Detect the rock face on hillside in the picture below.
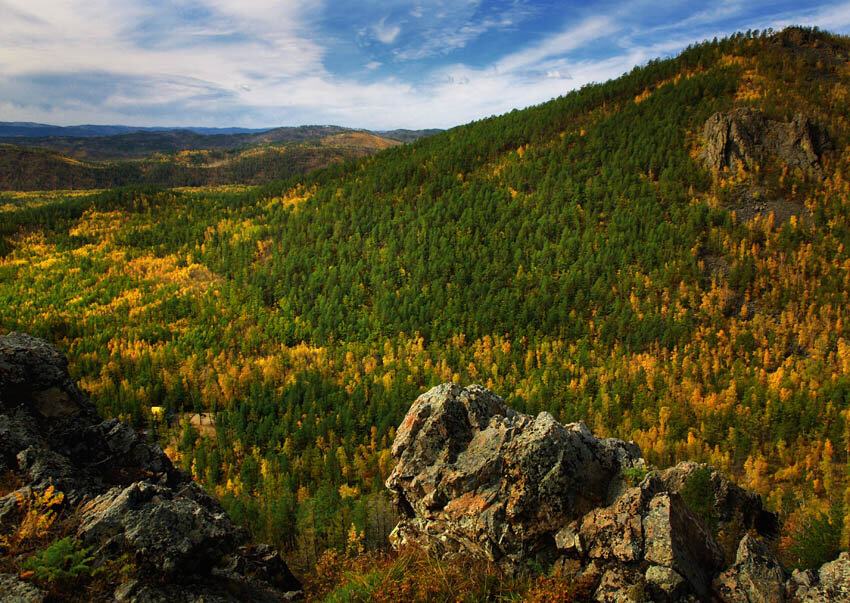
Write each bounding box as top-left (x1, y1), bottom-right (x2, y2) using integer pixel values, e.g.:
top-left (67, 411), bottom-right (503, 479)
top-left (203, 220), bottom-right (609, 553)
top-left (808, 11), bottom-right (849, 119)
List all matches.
top-left (387, 383), bottom-right (849, 602)
top-left (0, 333), bottom-right (301, 601)
top-left (702, 107), bottom-right (830, 174)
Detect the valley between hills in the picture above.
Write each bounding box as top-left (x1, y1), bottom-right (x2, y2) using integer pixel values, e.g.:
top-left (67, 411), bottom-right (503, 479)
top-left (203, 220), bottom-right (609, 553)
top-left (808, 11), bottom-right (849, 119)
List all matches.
top-left (3, 25), bottom-right (850, 601)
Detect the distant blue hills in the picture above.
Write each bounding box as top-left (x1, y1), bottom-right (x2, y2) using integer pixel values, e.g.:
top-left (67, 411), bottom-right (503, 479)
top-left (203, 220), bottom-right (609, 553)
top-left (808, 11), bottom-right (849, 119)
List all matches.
top-left (0, 122), bottom-right (273, 137)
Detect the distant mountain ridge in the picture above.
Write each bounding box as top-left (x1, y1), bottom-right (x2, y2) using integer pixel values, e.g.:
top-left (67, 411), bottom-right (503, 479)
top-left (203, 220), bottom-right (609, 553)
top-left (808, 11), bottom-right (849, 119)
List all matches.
top-left (0, 124), bottom-right (442, 189)
top-left (0, 121), bottom-right (271, 137)
top-left (377, 128), bottom-right (445, 143)
top-left (0, 121), bottom-right (444, 148)
top-left (1, 125), bottom-right (361, 161)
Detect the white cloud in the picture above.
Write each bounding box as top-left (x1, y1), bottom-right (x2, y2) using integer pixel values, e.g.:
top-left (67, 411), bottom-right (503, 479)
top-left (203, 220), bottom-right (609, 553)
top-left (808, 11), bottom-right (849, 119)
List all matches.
top-left (388, 0), bottom-right (534, 60)
top-left (767, 1), bottom-right (850, 30)
top-left (0, 0), bottom-right (324, 83)
top-left (373, 18), bottom-right (401, 44)
top-left (3, 1), bottom-right (850, 130)
top-left (494, 15), bottom-right (616, 74)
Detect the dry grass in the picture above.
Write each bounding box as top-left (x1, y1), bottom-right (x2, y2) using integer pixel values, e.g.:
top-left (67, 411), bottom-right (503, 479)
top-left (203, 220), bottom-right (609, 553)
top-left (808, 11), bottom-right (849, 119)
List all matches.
top-left (304, 546), bottom-right (597, 602)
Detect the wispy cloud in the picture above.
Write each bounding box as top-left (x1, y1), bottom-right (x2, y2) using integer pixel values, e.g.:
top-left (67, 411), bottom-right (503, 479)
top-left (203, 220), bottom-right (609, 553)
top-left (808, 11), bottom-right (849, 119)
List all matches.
top-left (494, 15), bottom-right (616, 74)
top-left (1, 1), bottom-right (850, 129)
top-left (390, 0), bottom-right (537, 60)
top-left (373, 18), bottom-right (402, 44)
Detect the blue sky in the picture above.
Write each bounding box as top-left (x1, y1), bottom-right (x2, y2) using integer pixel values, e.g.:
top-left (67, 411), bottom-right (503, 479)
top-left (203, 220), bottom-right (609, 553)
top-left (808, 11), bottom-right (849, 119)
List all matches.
top-left (2, 0), bottom-right (850, 130)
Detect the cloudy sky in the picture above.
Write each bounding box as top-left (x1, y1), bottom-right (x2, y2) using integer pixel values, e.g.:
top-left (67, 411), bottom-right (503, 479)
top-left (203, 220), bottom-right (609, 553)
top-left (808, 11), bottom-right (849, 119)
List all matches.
top-left (2, 0), bottom-right (850, 130)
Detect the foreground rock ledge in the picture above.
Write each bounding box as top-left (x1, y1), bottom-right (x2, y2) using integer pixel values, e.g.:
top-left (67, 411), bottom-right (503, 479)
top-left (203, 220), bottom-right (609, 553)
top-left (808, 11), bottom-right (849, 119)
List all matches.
top-left (386, 383), bottom-right (848, 602)
top-left (0, 333), bottom-right (301, 602)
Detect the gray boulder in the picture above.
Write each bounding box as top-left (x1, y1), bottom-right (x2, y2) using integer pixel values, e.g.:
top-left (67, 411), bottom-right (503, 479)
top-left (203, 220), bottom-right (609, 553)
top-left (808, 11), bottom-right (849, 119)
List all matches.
top-left (659, 461), bottom-right (779, 537)
top-left (386, 383), bottom-right (644, 566)
top-left (0, 572), bottom-right (46, 602)
top-left (642, 492), bottom-right (724, 597)
top-left (77, 481), bottom-right (242, 576)
top-left (387, 383), bottom-right (802, 601)
top-left (714, 534), bottom-right (786, 602)
top-left (792, 552), bottom-right (850, 602)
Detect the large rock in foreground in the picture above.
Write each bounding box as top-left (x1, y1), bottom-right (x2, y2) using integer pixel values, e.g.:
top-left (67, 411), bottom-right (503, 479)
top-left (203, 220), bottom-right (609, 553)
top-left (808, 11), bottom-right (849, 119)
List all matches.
top-left (0, 333), bottom-right (301, 601)
top-left (386, 383), bottom-right (644, 565)
top-left (386, 383), bottom-right (847, 602)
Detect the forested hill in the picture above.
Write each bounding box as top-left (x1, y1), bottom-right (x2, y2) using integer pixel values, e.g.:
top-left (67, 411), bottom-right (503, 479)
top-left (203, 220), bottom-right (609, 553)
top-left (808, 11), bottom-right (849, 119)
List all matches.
top-left (3, 25), bottom-right (850, 596)
top-left (0, 125), bottom-right (442, 190)
top-left (1, 125), bottom-right (368, 161)
top-left (0, 130), bottom-right (403, 190)
top-left (0, 122), bottom-right (269, 137)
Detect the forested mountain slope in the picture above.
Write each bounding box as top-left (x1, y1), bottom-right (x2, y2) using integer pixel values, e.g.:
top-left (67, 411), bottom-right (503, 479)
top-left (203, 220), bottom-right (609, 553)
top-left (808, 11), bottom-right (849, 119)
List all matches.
top-left (2, 26), bottom-right (850, 592)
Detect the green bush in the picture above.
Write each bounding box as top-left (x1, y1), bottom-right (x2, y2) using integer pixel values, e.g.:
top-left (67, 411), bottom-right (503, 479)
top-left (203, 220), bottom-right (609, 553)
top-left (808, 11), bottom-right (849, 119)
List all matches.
top-left (788, 503), bottom-right (842, 570)
top-left (680, 466), bottom-right (717, 533)
top-left (621, 467), bottom-right (649, 487)
top-left (23, 537), bottom-right (94, 585)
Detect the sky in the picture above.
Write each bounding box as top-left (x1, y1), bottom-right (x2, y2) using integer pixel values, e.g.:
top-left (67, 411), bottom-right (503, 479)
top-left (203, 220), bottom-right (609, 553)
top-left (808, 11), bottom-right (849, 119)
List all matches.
top-left (2, 1), bottom-right (850, 130)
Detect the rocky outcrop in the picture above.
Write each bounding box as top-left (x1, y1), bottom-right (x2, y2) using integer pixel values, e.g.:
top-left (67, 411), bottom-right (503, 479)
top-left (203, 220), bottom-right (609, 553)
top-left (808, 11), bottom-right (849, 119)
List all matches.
top-left (659, 461), bottom-right (780, 537)
top-left (387, 383), bottom-right (848, 602)
top-left (0, 333), bottom-right (301, 601)
top-left (789, 552), bottom-right (850, 602)
top-left (702, 107), bottom-right (829, 174)
top-left (714, 534), bottom-right (786, 602)
top-left (386, 383), bottom-right (644, 566)
top-left (0, 572), bottom-right (46, 602)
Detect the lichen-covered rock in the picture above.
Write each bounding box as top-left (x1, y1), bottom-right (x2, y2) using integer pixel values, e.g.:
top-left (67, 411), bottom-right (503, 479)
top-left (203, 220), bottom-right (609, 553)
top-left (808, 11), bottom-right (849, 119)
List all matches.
top-left (221, 544), bottom-right (301, 592)
top-left (642, 492), bottom-right (724, 598)
top-left (386, 383), bottom-right (644, 566)
top-left (0, 572), bottom-right (46, 602)
top-left (78, 481), bottom-right (242, 575)
top-left (0, 332), bottom-right (183, 501)
top-left (0, 333), bottom-right (302, 600)
top-left (713, 534), bottom-right (786, 602)
top-left (702, 108), bottom-right (829, 174)
top-left (659, 461), bottom-right (779, 537)
top-left (0, 332), bottom-right (90, 414)
top-left (16, 445), bottom-right (77, 491)
top-left (577, 475), bottom-right (662, 562)
top-left (645, 565), bottom-right (687, 601)
top-left (386, 383), bottom-right (820, 600)
top-left (593, 566), bottom-right (646, 603)
top-left (792, 552), bottom-right (850, 602)
top-left (114, 577), bottom-right (301, 603)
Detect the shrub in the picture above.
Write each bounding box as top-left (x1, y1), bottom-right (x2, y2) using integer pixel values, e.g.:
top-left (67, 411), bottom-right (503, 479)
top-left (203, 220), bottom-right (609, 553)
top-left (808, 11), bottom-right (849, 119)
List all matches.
top-left (680, 466), bottom-right (717, 533)
top-left (22, 537), bottom-right (94, 585)
top-left (621, 466), bottom-right (649, 487)
top-left (0, 485), bottom-right (65, 551)
top-left (783, 503), bottom-right (842, 570)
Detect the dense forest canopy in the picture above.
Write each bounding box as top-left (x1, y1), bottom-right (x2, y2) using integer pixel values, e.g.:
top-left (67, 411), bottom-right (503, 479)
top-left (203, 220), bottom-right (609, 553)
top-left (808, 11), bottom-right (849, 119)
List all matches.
top-left (3, 27), bottom-right (850, 579)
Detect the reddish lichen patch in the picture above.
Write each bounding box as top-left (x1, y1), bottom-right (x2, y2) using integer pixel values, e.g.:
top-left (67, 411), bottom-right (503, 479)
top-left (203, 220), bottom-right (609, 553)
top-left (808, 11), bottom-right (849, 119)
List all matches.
top-left (444, 491), bottom-right (492, 519)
